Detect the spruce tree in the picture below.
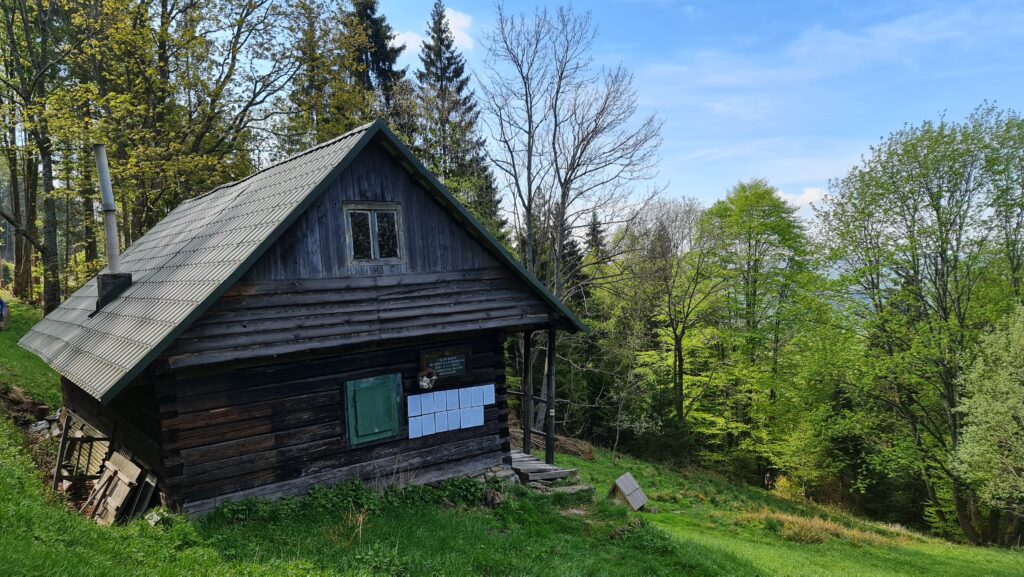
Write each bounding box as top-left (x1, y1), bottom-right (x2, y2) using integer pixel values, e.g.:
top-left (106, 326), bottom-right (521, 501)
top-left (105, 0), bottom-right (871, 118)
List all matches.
top-left (416, 0), bottom-right (476, 181)
top-left (415, 1), bottom-right (505, 240)
top-left (278, 0), bottom-right (375, 153)
top-left (585, 209), bottom-right (606, 260)
top-left (350, 0), bottom-right (406, 110)
top-left (460, 152), bottom-right (508, 242)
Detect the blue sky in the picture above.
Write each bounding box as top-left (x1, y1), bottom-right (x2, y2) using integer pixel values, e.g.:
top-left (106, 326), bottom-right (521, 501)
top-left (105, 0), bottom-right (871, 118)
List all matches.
top-left (381, 0), bottom-right (1024, 213)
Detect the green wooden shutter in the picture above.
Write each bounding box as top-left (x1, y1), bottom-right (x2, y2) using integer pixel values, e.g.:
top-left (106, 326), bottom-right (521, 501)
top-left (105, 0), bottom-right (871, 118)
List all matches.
top-left (346, 373), bottom-right (402, 446)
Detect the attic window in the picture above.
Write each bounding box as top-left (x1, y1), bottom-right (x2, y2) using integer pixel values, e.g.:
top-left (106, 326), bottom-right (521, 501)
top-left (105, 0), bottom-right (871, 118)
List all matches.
top-left (345, 204), bottom-right (402, 262)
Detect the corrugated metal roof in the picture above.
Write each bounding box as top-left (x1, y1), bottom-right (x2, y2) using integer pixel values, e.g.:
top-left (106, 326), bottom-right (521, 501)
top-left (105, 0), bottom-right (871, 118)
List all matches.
top-left (20, 123), bottom-right (375, 402)
top-left (20, 119), bottom-right (588, 405)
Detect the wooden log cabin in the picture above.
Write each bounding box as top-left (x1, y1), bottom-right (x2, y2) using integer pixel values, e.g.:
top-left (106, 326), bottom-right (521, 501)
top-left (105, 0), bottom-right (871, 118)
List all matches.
top-left (20, 120), bottom-right (586, 516)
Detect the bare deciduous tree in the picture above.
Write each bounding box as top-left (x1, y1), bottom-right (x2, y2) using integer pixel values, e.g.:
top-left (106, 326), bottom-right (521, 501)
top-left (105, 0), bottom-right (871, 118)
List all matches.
top-left (480, 3), bottom-right (662, 299)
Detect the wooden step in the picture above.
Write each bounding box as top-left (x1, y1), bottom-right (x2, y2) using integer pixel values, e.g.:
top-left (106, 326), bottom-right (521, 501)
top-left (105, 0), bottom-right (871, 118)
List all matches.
top-left (512, 463), bottom-right (561, 471)
top-left (548, 484), bottom-right (593, 496)
top-left (509, 451), bottom-right (578, 483)
top-left (518, 468), bottom-right (578, 482)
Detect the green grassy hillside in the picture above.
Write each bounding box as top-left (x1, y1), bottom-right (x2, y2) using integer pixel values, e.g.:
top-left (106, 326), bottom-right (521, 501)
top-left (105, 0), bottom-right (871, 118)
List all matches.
top-left (1, 292), bottom-right (1021, 576)
top-left (0, 293), bottom-right (60, 408)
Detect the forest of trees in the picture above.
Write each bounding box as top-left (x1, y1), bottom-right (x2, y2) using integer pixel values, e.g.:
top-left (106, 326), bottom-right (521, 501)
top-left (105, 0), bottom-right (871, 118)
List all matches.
top-left (0, 1), bottom-right (1021, 546)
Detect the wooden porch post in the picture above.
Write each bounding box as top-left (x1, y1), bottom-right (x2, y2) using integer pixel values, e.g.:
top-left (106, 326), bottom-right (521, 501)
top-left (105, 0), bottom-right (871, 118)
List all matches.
top-left (522, 330), bottom-right (533, 455)
top-left (545, 325), bottom-right (556, 465)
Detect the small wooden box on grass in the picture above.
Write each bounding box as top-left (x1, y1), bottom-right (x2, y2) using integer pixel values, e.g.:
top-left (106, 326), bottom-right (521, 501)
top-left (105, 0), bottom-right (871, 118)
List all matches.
top-left (609, 472), bottom-right (648, 511)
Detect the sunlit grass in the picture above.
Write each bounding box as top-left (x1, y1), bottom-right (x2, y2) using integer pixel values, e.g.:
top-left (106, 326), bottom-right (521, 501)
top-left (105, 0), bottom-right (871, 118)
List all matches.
top-left (0, 290), bottom-right (60, 409)
top-left (561, 449), bottom-right (1023, 576)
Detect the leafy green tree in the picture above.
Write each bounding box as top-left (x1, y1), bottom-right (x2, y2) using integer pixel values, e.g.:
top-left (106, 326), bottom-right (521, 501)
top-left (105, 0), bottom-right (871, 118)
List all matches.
top-left (277, 0), bottom-right (374, 153)
top-left (820, 108), bottom-right (1016, 544)
top-left (696, 180), bottom-right (810, 480)
top-left (985, 107), bottom-right (1024, 302)
top-left (642, 199), bottom-right (729, 423)
top-left (707, 179), bottom-right (806, 365)
top-left (957, 306), bottom-right (1024, 533)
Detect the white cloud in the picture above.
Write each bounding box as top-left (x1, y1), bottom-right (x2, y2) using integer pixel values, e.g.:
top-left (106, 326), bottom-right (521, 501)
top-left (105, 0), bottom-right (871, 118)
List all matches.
top-left (639, 7), bottom-right (1024, 119)
top-left (637, 5), bottom-right (1024, 207)
top-left (669, 137), bottom-right (785, 164)
top-left (394, 30), bottom-right (424, 52)
top-left (779, 186), bottom-right (825, 209)
top-left (445, 8), bottom-right (474, 51)
top-left (394, 8), bottom-right (473, 58)
top-left (776, 186), bottom-right (827, 221)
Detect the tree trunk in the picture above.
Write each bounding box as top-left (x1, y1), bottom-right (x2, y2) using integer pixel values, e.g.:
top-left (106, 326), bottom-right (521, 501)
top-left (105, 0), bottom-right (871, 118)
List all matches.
top-left (674, 332), bottom-right (685, 421)
top-left (38, 130), bottom-right (61, 312)
top-left (17, 154), bottom-right (38, 300)
top-left (5, 142), bottom-right (27, 298)
top-left (952, 480), bottom-right (983, 544)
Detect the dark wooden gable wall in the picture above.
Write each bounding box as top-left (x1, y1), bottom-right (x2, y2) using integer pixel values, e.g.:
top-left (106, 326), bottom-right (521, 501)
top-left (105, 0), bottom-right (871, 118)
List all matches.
top-left (159, 141), bottom-right (553, 370)
top-left (244, 141), bottom-right (499, 280)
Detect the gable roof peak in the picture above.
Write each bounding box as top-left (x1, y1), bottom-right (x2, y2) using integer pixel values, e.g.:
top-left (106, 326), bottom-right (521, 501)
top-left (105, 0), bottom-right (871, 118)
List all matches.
top-left (19, 119), bottom-right (585, 405)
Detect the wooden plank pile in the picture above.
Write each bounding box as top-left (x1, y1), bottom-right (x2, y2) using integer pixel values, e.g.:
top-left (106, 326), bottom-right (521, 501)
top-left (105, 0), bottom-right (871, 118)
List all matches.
top-left (52, 411), bottom-right (109, 492)
top-left (80, 448), bottom-right (158, 525)
top-left (53, 412), bottom-right (158, 525)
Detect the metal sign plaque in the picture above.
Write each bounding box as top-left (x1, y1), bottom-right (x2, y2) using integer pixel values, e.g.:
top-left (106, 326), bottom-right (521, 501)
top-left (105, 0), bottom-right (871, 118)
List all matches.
top-left (421, 346), bottom-right (470, 379)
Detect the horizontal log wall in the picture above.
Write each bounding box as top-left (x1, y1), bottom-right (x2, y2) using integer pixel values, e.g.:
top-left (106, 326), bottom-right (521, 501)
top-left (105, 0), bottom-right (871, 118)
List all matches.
top-left (162, 268), bottom-right (548, 370)
top-left (156, 333), bottom-right (510, 509)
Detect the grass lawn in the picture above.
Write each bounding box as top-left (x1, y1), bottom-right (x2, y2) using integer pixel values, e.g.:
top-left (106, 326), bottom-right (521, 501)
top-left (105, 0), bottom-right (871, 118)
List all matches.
top-left (561, 451), bottom-right (1023, 577)
top-left (0, 289), bottom-right (61, 408)
top-left (1, 294), bottom-right (1022, 576)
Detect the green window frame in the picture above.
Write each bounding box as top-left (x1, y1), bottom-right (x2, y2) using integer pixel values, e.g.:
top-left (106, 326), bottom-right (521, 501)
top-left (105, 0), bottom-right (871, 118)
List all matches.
top-left (345, 373), bottom-right (402, 447)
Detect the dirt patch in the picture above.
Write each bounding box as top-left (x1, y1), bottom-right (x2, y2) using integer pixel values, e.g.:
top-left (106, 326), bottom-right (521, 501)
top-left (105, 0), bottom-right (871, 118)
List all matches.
top-left (0, 385), bottom-right (62, 490)
top-left (0, 385), bottom-right (51, 426)
top-left (508, 424), bottom-right (595, 460)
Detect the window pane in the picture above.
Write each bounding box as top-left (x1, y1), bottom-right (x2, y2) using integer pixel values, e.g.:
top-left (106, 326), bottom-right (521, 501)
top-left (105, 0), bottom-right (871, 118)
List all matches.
top-left (350, 211), bottom-right (372, 260)
top-left (376, 211), bottom-right (399, 259)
